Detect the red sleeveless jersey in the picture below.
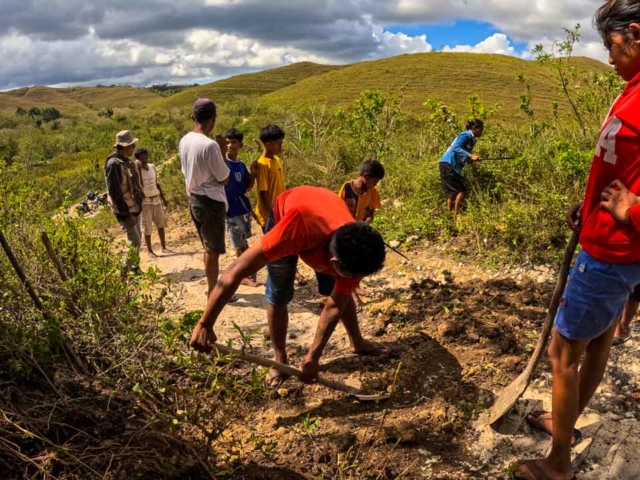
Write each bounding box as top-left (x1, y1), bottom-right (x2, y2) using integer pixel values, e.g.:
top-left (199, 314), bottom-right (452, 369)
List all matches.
top-left (580, 72), bottom-right (640, 263)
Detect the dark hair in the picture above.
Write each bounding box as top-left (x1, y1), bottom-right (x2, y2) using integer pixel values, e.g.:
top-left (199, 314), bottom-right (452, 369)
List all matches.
top-left (360, 159), bottom-right (385, 179)
top-left (224, 128), bottom-right (244, 143)
top-left (134, 148), bottom-right (148, 159)
top-left (330, 222), bottom-right (386, 277)
top-left (192, 99), bottom-right (217, 124)
top-left (595, 0), bottom-right (640, 44)
top-left (259, 124), bottom-right (285, 144)
top-left (466, 119), bottom-right (484, 130)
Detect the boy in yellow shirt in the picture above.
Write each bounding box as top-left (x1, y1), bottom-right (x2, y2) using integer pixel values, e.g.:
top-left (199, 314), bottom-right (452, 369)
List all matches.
top-left (254, 125), bottom-right (286, 230)
top-left (338, 159), bottom-right (385, 307)
top-left (338, 160), bottom-right (385, 223)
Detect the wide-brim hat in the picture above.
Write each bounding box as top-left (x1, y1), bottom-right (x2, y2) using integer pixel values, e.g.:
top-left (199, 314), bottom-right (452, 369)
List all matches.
top-left (114, 130), bottom-right (139, 148)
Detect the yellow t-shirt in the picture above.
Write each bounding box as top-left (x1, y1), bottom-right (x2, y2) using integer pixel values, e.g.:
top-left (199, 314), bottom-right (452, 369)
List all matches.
top-left (337, 181), bottom-right (382, 222)
top-left (254, 155), bottom-right (285, 227)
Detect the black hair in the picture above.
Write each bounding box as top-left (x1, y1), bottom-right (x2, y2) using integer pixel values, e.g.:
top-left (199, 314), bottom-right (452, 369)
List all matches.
top-left (466, 119), bottom-right (484, 131)
top-left (595, 0), bottom-right (640, 44)
top-left (259, 124), bottom-right (285, 144)
top-left (224, 128), bottom-right (244, 143)
top-left (330, 222), bottom-right (386, 277)
top-left (193, 103), bottom-right (217, 124)
top-left (360, 159), bottom-right (385, 179)
top-left (134, 148), bottom-right (148, 159)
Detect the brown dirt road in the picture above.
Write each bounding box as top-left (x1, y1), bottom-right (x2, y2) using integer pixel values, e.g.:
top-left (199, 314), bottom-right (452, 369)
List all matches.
top-left (136, 212), bottom-right (640, 479)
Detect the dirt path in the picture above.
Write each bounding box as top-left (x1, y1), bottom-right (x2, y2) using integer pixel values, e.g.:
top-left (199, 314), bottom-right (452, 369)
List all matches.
top-left (138, 212), bottom-right (640, 479)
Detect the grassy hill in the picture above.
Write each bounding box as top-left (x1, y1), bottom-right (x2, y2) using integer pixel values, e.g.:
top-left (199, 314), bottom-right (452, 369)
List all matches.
top-left (153, 62), bottom-right (345, 109)
top-left (0, 86), bottom-right (162, 116)
top-left (263, 53), bottom-right (611, 120)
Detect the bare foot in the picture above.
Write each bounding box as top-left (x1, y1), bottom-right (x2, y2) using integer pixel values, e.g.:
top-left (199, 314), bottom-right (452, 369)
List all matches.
top-left (241, 277), bottom-right (261, 287)
top-left (161, 248), bottom-right (173, 254)
top-left (295, 271), bottom-right (307, 286)
top-left (148, 251), bottom-right (158, 258)
top-left (352, 339), bottom-right (394, 357)
top-left (514, 459), bottom-right (575, 480)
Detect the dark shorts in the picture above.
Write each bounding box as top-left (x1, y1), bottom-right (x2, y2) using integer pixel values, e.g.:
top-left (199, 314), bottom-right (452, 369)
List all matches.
top-left (631, 285), bottom-right (640, 302)
top-left (263, 213), bottom-right (335, 306)
top-left (440, 162), bottom-right (466, 199)
top-left (189, 194), bottom-right (226, 254)
top-left (554, 250), bottom-right (640, 341)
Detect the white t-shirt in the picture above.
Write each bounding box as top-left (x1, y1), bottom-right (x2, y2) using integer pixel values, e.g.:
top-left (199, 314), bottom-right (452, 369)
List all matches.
top-left (179, 132), bottom-right (230, 208)
top-left (136, 162), bottom-right (161, 203)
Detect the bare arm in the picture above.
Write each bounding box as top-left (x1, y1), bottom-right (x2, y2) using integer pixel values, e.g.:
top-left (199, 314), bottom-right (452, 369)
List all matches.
top-left (190, 242), bottom-right (268, 352)
top-left (300, 293), bottom-right (350, 382)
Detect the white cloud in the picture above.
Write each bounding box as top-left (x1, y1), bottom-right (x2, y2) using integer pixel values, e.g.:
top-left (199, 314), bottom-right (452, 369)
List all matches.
top-left (442, 33), bottom-right (517, 56)
top-left (0, 0), bottom-right (612, 89)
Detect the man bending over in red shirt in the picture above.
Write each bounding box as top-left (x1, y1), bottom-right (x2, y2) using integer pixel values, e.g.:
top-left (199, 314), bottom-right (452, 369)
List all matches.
top-left (190, 186), bottom-right (388, 387)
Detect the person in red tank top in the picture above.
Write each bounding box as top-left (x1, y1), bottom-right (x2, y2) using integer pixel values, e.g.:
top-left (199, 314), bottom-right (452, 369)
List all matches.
top-left (516, 3), bottom-right (640, 479)
top-left (188, 186), bottom-right (389, 386)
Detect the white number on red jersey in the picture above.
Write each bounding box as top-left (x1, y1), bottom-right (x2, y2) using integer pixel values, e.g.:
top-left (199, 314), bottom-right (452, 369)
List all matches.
top-left (596, 116), bottom-right (623, 165)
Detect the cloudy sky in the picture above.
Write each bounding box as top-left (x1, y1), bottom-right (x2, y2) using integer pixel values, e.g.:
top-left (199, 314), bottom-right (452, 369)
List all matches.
top-left (1, 0), bottom-right (611, 90)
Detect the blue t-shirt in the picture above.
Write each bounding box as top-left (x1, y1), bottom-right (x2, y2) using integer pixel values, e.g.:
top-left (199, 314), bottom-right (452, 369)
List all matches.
top-left (225, 159), bottom-right (252, 217)
top-left (439, 130), bottom-right (476, 176)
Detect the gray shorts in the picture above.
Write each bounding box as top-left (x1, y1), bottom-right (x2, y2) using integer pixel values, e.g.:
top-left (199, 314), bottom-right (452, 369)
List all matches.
top-left (226, 214), bottom-right (252, 251)
top-left (189, 194), bottom-right (226, 254)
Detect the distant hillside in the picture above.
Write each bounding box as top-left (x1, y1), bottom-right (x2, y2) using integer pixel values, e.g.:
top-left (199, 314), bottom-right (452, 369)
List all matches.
top-left (0, 86), bottom-right (162, 116)
top-left (263, 53), bottom-right (611, 120)
top-left (153, 62), bottom-right (346, 109)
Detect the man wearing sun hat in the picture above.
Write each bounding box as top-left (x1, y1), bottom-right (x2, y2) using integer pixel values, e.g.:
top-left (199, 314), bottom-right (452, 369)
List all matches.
top-left (105, 130), bottom-right (145, 273)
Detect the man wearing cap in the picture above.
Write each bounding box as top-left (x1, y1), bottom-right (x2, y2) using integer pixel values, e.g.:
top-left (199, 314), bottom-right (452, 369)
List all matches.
top-left (105, 130), bottom-right (145, 273)
top-left (179, 99), bottom-right (231, 296)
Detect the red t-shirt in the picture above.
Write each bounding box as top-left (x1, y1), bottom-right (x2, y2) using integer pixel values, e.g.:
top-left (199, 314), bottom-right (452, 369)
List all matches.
top-left (580, 72), bottom-right (640, 263)
top-left (261, 186), bottom-right (360, 295)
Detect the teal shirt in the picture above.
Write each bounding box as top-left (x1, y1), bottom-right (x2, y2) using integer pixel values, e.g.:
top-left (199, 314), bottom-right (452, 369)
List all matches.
top-left (439, 130), bottom-right (476, 176)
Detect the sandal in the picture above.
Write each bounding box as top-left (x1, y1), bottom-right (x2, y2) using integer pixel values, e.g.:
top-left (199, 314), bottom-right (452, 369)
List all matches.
top-left (264, 370), bottom-right (290, 389)
top-left (526, 411), bottom-right (582, 447)
top-left (512, 460), bottom-right (577, 480)
top-left (612, 334), bottom-right (631, 346)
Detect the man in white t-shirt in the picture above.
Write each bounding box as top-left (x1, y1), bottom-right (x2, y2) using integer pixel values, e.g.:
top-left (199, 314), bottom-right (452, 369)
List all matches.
top-left (134, 148), bottom-right (171, 257)
top-left (179, 98), bottom-right (230, 296)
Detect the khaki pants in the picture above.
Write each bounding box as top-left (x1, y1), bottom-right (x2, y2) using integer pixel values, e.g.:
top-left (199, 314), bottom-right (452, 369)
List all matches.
top-left (141, 201), bottom-right (167, 236)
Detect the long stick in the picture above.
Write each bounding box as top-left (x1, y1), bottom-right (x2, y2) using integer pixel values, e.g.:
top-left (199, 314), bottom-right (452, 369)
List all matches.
top-left (0, 229), bottom-right (45, 311)
top-left (213, 343), bottom-right (388, 401)
top-left (488, 230), bottom-right (578, 424)
top-left (384, 241), bottom-right (411, 262)
top-left (1, 228), bottom-right (89, 376)
top-left (41, 231), bottom-right (68, 282)
top-left (481, 157), bottom-right (516, 162)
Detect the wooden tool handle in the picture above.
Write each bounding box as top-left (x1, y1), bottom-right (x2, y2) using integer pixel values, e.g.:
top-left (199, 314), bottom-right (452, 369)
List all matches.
top-left (213, 343), bottom-right (363, 395)
top-left (524, 230), bottom-right (579, 376)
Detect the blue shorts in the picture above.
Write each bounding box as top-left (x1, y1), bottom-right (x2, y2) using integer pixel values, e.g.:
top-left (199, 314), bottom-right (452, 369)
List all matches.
top-left (554, 250), bottom-right (640, 341)
top-left (226, 214), bottom-right (252, 250)
top-left (263, 213), bottom-right (335, 306)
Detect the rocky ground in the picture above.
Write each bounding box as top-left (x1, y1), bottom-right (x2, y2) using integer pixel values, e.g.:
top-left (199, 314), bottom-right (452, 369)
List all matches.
top-left (133, 212), bottom-right (640, 479)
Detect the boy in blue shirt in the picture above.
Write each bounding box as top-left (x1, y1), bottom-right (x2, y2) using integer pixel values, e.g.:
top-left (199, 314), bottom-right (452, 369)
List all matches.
top-left (439, 119), bottom-right (484, 215)
top-left (224, 128), bottom-right (259, 287)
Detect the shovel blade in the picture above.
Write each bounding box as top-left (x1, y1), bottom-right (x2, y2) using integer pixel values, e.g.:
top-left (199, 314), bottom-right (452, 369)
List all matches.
top-left (352, 393), bottom-right (390, 402)
top-left (488, 371), bottom-right (530, 425)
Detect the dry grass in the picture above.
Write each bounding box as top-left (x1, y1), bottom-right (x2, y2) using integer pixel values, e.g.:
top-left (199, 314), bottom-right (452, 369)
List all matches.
top-left (153, 61), bottom-right (345, 109)
top-left (263, 53), bottom-right (611, 121)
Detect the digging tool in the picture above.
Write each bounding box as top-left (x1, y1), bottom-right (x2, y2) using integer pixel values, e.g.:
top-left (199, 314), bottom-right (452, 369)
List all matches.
top-left (384, 241), bottom-right (411, 262)
top-left (212, 343), bottom-right (389, 402)
top-left (488, 230), bottom-right (579, 425)
top-left (481, 157), bottom-right (517, 162)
